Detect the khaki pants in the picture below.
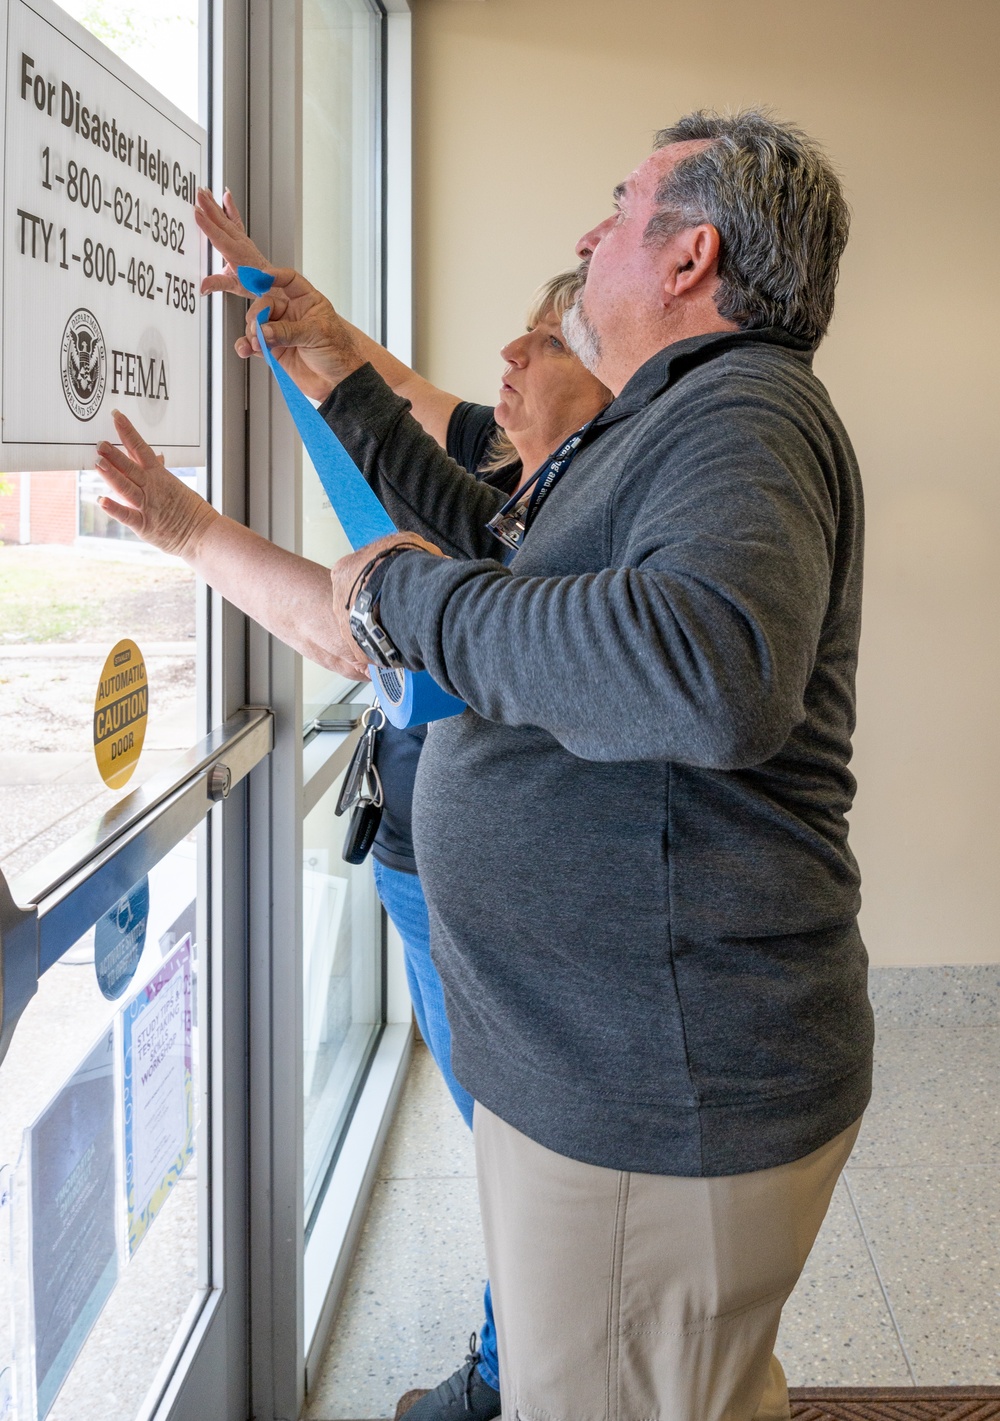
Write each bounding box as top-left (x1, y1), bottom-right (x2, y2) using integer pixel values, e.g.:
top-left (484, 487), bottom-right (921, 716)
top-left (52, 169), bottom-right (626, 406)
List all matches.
top-left (474, 1106), bottom-right (861, 1421)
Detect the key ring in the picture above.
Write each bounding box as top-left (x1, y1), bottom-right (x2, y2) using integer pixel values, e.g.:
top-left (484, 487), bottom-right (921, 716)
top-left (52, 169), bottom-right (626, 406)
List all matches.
top-left (361, 704), bottom-right (386, 732)
top-left (357, 703), bottom-right (385, 807)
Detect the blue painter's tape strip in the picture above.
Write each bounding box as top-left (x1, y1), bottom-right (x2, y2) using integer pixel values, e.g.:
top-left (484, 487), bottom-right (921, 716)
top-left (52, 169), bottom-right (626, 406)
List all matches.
top-left (238, 266), bottom-right (465, 728)
top-left (238, 265), bottom-right (396, 548)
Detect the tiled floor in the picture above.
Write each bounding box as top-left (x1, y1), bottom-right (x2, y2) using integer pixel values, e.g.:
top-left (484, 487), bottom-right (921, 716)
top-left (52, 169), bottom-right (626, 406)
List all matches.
top-left (307, 993), bottom-right (1000, 1419)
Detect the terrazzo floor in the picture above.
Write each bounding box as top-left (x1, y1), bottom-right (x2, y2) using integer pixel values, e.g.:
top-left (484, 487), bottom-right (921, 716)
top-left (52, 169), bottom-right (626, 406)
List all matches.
top-left (306, 992), bottom-right (1000, 1419)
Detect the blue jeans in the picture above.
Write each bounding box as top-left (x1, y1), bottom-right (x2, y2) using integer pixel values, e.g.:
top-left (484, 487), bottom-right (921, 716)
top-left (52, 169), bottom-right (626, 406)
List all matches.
top-left (373, 860), bottom-right (500, 1393)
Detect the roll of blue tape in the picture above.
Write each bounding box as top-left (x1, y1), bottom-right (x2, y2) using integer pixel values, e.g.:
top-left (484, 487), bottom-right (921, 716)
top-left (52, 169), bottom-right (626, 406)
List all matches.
top-left (238, 265), bottom-right (465, 729)
top-left (370, 663), bottom-right (470, 726)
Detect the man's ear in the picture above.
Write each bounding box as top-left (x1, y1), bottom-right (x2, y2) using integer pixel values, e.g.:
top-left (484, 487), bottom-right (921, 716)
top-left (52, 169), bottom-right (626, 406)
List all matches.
top-left (662, 223), bottom-right (721, 300)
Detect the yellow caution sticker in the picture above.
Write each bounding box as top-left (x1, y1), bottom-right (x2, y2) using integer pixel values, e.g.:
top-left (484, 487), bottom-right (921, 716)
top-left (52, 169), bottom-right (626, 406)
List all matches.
top-left (94, 639), bottom-right (149, 790)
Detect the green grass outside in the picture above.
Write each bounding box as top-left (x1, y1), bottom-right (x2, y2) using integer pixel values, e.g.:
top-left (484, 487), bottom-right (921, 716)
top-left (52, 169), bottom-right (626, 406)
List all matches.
top-left (0, 546), bottom-right (195, 644)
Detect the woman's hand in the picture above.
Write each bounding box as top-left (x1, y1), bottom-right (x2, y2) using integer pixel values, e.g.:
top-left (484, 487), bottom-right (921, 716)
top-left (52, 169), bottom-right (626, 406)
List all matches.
top-left (95, 410), bottom-right (219, 559)
top-left (195, 186), bottom-right (267, 303)
top-left (194, 187), bottom-right (363, 402)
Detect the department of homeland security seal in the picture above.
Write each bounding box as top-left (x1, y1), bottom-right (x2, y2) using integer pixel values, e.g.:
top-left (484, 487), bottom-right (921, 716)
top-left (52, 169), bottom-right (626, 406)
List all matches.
top-left (60, 308), bottom-right (107, 421)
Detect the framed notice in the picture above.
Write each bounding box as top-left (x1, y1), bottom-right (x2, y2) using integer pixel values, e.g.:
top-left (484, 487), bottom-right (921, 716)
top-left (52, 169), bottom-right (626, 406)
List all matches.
top-left (0, 0), bottom-right (206, 467)
top-left (122, 935), bottom-right (193, 1257)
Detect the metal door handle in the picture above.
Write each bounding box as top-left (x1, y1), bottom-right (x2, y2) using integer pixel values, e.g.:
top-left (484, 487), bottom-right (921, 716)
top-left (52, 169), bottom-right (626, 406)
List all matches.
top-left (0, 706), bottom-right (273, 1068)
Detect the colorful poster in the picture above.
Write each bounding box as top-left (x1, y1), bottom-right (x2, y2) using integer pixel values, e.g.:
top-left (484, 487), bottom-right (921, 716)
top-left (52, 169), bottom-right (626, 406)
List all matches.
top-left (26, 1029), bottom-right (117, 1420)
top-left (122, 936), bottom-right (193, 1256)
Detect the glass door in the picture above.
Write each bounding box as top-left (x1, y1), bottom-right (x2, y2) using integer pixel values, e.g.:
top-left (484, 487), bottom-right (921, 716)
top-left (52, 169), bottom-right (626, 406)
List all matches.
top-left (3, 0), bottom-right (416, 1414)
top-left (0, 0), bottom-right (261, 1414)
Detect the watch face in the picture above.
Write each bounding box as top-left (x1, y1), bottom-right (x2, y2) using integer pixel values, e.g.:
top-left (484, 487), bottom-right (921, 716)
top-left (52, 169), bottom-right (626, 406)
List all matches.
top-left (349, 607), bottom-right (383, 666)
top-left (349, 589), bottom-right (402, 669)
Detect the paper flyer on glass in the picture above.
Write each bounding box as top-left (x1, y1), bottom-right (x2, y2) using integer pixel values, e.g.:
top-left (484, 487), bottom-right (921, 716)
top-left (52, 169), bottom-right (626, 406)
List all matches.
top-left (121, 934), bottom-right (193, 1257)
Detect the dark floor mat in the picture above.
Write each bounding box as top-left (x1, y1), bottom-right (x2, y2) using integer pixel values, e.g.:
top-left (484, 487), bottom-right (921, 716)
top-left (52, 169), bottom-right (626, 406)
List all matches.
top-left (790, 1387), bottom-right (1000, 1420)
top-left (331, 1386), bottom-right (1000, 1421)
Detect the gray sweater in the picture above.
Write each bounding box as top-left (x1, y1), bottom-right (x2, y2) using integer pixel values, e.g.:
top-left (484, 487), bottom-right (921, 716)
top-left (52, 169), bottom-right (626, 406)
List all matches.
top-left (322, 327), bottom-right (874, 1177)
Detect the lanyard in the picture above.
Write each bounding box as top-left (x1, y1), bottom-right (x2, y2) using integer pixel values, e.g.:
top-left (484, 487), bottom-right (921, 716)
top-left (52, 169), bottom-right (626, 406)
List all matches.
top-left (486, 421), bottom-right (593, 554)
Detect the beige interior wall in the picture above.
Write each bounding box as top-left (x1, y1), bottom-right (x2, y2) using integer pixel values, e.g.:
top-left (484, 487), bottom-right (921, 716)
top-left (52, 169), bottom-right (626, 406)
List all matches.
top-left (410, 0), bottom-right (1000, 967)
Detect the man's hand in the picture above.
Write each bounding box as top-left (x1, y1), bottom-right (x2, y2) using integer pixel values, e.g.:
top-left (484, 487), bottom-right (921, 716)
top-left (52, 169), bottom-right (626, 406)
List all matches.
top-left (194, 187), bottom-right (363, 402)
top-left (329, 533), bottom-right (447, 681)
top-left (95, 411), bottom-right (219, 559)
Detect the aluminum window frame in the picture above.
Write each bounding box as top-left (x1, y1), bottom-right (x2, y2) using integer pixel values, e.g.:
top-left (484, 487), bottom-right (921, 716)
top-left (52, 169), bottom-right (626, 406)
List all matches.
top-left (244, 1), bottom-right (413, 1410)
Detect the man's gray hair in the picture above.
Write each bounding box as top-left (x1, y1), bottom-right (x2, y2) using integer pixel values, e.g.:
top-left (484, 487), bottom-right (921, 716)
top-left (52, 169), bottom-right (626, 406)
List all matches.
top-left (648, 110), bottom-right (850, 347)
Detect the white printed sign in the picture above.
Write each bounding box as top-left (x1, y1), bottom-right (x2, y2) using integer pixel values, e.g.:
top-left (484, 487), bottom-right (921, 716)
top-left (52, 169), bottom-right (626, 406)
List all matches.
top-left (122, 935), bottom-right (193, 1256)
top-left (0, 0), bottom-right (206, 466)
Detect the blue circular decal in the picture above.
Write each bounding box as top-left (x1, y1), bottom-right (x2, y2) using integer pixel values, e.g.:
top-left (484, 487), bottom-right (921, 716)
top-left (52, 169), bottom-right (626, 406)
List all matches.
top-left (94, 877), bottom-right (149, 1000)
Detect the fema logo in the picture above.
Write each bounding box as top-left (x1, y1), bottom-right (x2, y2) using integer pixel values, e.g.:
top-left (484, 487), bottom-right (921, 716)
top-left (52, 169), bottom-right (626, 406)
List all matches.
top-left (60, 308), bottom-right (107, 421)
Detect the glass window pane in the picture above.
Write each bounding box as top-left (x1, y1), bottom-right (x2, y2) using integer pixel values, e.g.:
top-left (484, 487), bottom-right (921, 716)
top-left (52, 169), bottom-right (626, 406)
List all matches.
top-left (0, 547), bottom-right (197, 882)
top-left (0, 834), bottom-right (203, 1421)
top-left (303, 770), bottom-right (381, 1222)
top-left (0, 0), bottom-right (205, 884)
top-left (302, 0), bottom-right (379, 341)
top-left (298, 0), bottom-right (384, 1227)
top-left (300, 0), bottom-right (382, 716)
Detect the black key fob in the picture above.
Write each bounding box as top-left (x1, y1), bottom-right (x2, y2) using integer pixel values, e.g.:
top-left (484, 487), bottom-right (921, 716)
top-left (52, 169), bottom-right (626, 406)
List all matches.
top-left (342, 801), bottom-right (383, 865)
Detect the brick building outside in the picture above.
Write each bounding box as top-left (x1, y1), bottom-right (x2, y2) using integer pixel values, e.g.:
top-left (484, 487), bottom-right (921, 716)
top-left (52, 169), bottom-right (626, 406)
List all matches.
top-left (0, 471), bottom-right (79, 545)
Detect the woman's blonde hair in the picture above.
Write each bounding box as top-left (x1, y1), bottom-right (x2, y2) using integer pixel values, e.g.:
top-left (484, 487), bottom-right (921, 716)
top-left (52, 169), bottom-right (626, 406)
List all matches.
top-left (479, 267), bottom-right (603, 475)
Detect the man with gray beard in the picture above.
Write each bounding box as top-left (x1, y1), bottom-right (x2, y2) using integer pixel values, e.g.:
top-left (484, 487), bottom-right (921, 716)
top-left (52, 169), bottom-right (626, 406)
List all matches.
top-left (320, 109), bottom-right (873, 1421)
top-left (95, 110), bottom-right (873, 1421)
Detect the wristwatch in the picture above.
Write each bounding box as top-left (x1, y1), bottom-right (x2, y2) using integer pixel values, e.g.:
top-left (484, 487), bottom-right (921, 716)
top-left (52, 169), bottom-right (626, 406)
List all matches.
top-left (347, 546), bottom-right (415, 669)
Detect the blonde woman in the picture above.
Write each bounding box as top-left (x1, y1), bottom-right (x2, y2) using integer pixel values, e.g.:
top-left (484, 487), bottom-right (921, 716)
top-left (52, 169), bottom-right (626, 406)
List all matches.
top-left (192, 189), bottom-right (610, 1421)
